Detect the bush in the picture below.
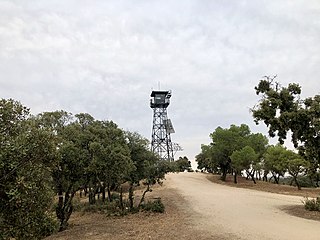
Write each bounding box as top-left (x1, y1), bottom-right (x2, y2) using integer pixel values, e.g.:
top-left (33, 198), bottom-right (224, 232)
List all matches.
top-left (279, 176), bottom-right (315, 188)
top-left (79, 199), bottom-right (130, 216)
top-left (141, 198), bottom-right (165, 213)
top-left (303, 197), bottom-right (320, 211)
top-left (297, 176), bottom-right (315, 188)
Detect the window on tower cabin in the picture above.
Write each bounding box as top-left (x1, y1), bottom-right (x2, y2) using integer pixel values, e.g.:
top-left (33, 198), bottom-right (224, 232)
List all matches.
top-left (155, 94), bottom-right (165, 104)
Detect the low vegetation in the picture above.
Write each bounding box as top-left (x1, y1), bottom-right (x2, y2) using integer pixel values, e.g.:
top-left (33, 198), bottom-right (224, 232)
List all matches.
top-left (303, 197), bottom-right (320, 212)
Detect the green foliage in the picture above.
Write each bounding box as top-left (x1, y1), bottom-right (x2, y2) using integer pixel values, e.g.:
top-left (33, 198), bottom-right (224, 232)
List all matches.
top-left (209, 124), bottom-right (252, 180)
top-left (263, 145), bottom-right (288, 184)
top-left (141, 198), bottom-right (165, 213)
top-left (1, 98), bottom-right (169, 237)
top-left (252, 77), bottom-right (320, 167)
top-left (81, 200), bottom-right (128, 216)
top-left (280, 176), bottom-right (315, 188)
top-left (36, 111), bottom-right (137, 230)
top-left (286, 154), bottom-right (309, 176)
top-left (263, 144), bottom-right (309, 189)
top-left (231, 146), bottom-right (258, 172)
top-left (88, 120), bottom-right (134, 203)
top-left (125, 132), bottom-right (167, 210)
top-left (175, 156), bottom-right (192, 172)
top-left (303, 197), bottom-right (320, 211)
top-left (196, 145), bottom-right (216, 173)
top-left (0, 99), bottom-right (58, 239)
top-left (283, 148), bottom-right (309, 190)
top-left (197, 124), bottom-right (268, 181)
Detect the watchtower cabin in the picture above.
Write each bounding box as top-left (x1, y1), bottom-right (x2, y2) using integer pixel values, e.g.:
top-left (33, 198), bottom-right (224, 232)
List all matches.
top-left (150, 90), bottom-right (171, 108)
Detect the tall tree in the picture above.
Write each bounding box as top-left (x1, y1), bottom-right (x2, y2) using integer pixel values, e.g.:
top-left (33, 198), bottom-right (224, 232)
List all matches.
top-left (209, 124), bottom-right (251, 181)
top-left (0, 99), bottom-right (57, 239)
top-left (125, 132), bottom-right (165, 210)
top-left (36, 111), bottom-right (88, 231)
top-left (88, 120), bottom-right (134, 203)
top-left (230, 146), bottom-right (258, 184)
top-left (263, 145), bottom-right (288, 184)
top-left (196, 144), bottom-right (216, 173)
top-left (246, 133), bottom-right (269, 181)
top-left (252, 77), bottom-right (320, 166)
top-left (283, 149), bottom-right (310, 190)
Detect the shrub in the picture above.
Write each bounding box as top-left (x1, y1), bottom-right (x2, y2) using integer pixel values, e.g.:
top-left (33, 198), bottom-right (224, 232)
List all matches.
top-left (279, 176), bottom-right (315, 188)
top-left (303, 197), bottom-right (320, 211)
top-left (110, 192), bottom-right (120, 201)
top-left (79, 199), bottom-right (130, 216)
top-left (141, 198), bottom-right (165, 213)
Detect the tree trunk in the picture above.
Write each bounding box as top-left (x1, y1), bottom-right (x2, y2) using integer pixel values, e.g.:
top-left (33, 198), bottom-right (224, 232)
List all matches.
top-left (88, 185), bottom-right (96, 205)
top-left (274, 175), bottom-right (279, 184)
top-left (56, 186), bottom-right (64, 230)
top-left (249, 170), bottom-right (256, 184)
top-left (119, 187), bottom-right (124, 212)
top-left (246, 172), bottom-right (250, 180)
top-left (251, 173), bottom-right (256, 184)
top-left (84, 186), bottom-right (88, 197)
top-left (107, 183), bottom-right (112, 202)
top-left (233, 171), bottom-right (238, 184)
top-left (102, 182), bottom-right (106, 202)
top-left (293, 176), bottom-right (301, 190)
top-left (129, 182), bottom-right (134, 210)
top-left (60, 190), bottom-right (75, 231)
top-left (221, 167), bottom-right (227, 181)
top-left (56, 186), bottom-right (76, 232)
top-left (263, 174), bottom-right (268, 182)
top-left (316, 174), bottom-right (320, 187)
top-left (138, 183), bottom-right (151, 207)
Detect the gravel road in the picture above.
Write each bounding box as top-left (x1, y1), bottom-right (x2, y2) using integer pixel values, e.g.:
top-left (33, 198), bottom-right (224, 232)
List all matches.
top-left (166, 172), bottom-right (320, 240)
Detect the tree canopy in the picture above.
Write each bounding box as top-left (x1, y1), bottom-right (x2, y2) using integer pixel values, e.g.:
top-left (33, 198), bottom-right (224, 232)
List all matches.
top-left (0, 98), bottom-right (169, 238)
top-left (0, 99), bottom-right (57, 239)
top-left (252, 76), bottom-right (320, 165)
top-left (196, 124), bottom-right (268, 182)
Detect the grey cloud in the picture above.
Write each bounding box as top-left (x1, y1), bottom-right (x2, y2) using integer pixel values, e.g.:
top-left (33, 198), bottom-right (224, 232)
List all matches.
top-left (1, 0), bottom-right (319, 162)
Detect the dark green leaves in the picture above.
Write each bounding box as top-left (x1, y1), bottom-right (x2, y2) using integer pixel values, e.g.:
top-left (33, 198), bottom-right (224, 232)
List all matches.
top-left (252, 77), bottom-right (320, 164)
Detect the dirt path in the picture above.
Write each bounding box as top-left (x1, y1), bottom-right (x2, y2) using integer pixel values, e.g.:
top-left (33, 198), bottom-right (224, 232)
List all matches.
top-left (167, 172), bottom-right (320, 240)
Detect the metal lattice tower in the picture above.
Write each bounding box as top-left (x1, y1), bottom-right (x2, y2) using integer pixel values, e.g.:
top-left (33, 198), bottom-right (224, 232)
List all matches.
top-left (150, 90), bottom-right (174, 161)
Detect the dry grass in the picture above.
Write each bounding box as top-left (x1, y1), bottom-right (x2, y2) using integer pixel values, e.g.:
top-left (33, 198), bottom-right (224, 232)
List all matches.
top-left (46, 184), bottom-right (219, 240)
top-left (207, 174), bottom-right (320, 198)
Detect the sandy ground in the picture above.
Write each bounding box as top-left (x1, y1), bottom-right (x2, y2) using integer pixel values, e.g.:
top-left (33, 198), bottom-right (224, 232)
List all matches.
top-left (167, 172), bottom-right (320, 240)
top-left (48, 172), bottom-right (320, 240)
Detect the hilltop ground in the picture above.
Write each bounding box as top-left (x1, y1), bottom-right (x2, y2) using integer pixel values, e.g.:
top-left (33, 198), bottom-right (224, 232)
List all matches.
top-left (47, 172), bottom-right (320, 240)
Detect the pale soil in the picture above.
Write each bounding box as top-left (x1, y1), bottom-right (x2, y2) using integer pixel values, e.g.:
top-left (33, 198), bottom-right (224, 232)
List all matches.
top-left (168, 172), bottom-right (320, 240)
top-left (47, 172), bottom-right (320, 240)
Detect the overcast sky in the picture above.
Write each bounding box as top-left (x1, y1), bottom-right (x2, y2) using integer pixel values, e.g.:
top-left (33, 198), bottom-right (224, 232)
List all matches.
top-left (1, 0), bottom-right (319, 167)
